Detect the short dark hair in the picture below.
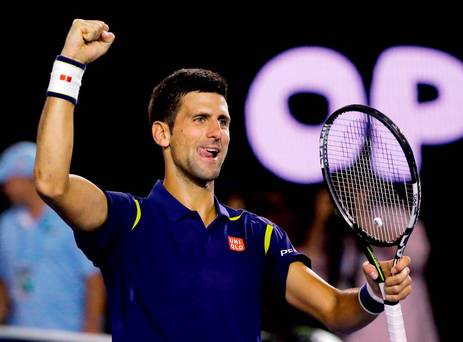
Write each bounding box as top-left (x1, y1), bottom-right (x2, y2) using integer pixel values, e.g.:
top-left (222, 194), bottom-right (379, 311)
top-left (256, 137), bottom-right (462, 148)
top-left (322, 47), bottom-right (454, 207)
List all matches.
top-left (148, 68), bottom-right (228, 130)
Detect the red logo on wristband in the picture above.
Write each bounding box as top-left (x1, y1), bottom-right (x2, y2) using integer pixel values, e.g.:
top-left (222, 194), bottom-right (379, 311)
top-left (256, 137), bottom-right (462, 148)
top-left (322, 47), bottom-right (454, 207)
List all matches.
top-left (60, 74), bottom-right (72, 82)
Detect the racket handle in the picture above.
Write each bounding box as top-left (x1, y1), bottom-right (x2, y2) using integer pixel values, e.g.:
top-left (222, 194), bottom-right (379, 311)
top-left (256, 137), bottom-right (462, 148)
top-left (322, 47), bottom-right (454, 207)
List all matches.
top-left (384, 302), bottom-right (407, 342)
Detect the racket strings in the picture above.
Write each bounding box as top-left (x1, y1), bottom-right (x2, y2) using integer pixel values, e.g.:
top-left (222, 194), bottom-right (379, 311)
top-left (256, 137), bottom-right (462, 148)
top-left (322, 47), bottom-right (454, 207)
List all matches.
top-left (326, 112), bottom-right (413, 243)
top-left (365, 124), bottom-right (409, 241)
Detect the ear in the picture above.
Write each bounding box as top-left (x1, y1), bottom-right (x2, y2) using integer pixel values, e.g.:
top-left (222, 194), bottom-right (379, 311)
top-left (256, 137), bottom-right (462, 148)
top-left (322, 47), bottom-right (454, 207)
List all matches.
top-left (152, 121), bottom-right (171, 148)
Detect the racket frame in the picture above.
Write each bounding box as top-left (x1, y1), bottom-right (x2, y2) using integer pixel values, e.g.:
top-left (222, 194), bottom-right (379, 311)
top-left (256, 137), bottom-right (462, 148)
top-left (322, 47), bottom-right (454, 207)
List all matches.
top-left (320, 104), bottom-right (421, 251)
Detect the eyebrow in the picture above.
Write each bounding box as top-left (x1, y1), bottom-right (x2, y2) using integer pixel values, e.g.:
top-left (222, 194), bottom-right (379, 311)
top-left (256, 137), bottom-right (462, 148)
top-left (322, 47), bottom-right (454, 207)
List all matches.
top-left (193, 112), bottom-right (231, 121)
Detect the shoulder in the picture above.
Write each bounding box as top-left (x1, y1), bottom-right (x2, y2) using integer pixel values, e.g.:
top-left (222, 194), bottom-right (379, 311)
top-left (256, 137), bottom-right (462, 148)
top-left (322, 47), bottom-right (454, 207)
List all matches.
top-left (222, 204), bottom-right (277, 230)
top-left (104, 190), bottom-right (144, 215)
top-left (105, 189), bottom-right (139, 205)
top-left (101, 189), bottom-right (150, 232)
top-left (222, 206), bottom-right (293, 249)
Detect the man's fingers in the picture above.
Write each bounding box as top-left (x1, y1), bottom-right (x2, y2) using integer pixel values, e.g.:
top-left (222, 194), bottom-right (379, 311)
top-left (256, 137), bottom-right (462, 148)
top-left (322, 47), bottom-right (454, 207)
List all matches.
top-left (362, 261), bottom-right (379, 280)
top-left (386, 266), bottom-right (410, 286)
top-left (80, 21), bottom-right (111, 43)
top-left (385, 282), bottom-right (412, 302)
top-left (384, 264), bottom-right (412, 301)
top-left (385, 271), bottom-right (411, 302)
top-left (100, 31), bottom-right (116, 44)
top-left (385, 273), bottom-right (412, 292)
top-left (391, 255), bottom-right (411, 275)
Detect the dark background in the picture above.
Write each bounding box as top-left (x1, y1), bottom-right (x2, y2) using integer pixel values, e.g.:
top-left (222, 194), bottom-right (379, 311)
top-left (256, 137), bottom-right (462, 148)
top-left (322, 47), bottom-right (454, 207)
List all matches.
top-left (1, 9), bottom-right (460, 340)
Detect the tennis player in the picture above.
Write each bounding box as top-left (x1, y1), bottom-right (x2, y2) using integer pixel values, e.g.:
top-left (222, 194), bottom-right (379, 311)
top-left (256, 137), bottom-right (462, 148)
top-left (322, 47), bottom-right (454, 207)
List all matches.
top-left (34, 19), bottom-right (412, 341)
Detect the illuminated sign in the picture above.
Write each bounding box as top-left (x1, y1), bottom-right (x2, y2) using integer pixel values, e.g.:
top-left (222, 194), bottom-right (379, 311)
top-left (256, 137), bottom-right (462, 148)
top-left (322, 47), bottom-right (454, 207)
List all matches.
top-left (245, 46), bottom-right (463, 183)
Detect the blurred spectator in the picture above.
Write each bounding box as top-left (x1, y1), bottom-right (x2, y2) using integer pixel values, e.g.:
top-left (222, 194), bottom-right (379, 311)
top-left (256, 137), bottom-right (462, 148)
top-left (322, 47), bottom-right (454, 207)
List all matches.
top-left (0, 279), bottom-right (8, 323)
top-left (299, 187), bottom-right (359, 288)
top-left (0, 142), bottom-right (105, 332)
top-left (224, 191), bottom-right (247, 210)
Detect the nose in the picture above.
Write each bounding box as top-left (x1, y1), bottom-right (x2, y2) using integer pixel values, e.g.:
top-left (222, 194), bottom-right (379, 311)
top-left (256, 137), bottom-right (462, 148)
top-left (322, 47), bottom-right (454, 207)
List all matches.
top-left (207, 119), bottom-right (222, 140)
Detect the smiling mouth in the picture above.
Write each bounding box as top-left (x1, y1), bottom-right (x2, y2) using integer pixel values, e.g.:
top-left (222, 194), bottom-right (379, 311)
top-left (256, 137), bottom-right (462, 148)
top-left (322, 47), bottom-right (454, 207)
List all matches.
top-left (198, 147), bottom-right (220, 159)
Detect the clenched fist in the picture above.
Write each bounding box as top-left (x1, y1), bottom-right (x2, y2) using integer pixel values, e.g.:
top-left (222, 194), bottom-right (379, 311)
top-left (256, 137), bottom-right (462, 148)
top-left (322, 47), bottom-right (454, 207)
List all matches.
top-left (61, 19), bottom-right (115, 64)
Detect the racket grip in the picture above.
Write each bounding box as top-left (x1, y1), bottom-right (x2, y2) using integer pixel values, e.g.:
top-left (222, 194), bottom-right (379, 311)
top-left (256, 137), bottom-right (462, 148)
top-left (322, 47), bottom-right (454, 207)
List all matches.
top-left (384, 302), bottom-right (407, 342)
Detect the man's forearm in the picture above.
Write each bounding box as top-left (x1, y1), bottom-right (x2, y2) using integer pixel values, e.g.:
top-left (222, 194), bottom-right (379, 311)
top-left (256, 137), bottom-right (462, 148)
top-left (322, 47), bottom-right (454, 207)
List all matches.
top-left (286, 262), bottom-right (378, 334)
top-left (326, 288), bottom-right (377, 334)
top-left (34, 97), bottom-right (75, 198)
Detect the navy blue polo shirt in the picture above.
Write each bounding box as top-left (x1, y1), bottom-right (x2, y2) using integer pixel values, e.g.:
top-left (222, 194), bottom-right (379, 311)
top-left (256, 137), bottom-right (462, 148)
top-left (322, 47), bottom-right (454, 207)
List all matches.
top-left (75, 180), bottom-right (310, 341)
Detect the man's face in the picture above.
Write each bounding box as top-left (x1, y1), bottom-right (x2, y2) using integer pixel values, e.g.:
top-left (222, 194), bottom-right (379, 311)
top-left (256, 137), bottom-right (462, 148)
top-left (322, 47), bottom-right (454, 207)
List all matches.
top-left (168, 91), bottom-right (230, 183)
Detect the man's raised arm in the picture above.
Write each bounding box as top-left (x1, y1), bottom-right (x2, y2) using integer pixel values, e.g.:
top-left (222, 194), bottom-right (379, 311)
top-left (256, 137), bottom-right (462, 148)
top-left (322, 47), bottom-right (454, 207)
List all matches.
top-left (34, 19), bottom-right (115, 231)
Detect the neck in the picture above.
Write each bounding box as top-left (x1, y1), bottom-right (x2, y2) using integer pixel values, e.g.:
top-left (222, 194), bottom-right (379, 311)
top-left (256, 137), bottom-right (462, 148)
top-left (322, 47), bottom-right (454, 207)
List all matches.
top-left (163, 173), bottom-right (217, 227)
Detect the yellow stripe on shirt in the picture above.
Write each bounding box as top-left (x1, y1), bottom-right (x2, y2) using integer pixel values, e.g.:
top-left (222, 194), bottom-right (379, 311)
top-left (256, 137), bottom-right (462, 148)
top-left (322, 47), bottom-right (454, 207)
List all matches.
top-left (229, 212), bottom-right (244, 221)
top-left (264, 224), bottom-right (273, 255)
top-left (131, 199), bottom-right (141, 230)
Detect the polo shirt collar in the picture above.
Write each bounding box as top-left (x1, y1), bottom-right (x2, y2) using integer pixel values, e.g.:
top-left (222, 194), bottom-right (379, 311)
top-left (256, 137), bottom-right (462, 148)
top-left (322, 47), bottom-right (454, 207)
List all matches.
top-left (148, 180), bottom-right (230, 221)
top-left (215, 200), bottom-right (230, 219)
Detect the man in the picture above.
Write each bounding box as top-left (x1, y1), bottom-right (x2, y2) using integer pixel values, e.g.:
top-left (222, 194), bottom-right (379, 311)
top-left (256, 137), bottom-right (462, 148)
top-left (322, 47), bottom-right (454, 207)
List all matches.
top-left (34, 20), bottom-right (412, 341)
top-left (0, 141), bottom-right (105, 332)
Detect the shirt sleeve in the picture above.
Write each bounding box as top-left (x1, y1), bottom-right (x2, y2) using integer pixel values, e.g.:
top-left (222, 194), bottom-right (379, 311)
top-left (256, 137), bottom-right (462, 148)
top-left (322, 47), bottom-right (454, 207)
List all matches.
top-left (73, 241), bottom-right (101, 276)
top-left (74, 190), bottom-right (137, 267)
top-left (264, 224), bottom-right (311, 298)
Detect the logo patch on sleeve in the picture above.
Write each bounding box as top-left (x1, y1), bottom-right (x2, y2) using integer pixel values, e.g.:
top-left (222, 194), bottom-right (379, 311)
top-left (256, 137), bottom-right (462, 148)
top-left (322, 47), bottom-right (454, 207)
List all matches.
top-left (227, 236), bottom-right (246, 252)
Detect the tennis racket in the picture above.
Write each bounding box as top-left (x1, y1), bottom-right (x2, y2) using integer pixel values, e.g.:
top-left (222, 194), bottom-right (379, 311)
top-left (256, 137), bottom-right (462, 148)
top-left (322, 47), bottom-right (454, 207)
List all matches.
top-left (319, 104), bottom-right (421, 342)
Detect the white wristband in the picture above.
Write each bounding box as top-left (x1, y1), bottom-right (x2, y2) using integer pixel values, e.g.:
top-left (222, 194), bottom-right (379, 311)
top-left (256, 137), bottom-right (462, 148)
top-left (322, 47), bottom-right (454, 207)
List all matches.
top-left (47, 55), bottom-right (86, 105)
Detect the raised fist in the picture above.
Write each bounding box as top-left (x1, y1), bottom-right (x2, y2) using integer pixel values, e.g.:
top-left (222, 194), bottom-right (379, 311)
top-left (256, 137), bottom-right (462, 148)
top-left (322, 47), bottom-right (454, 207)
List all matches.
top-left (61, 19), bottom-right (115, 64)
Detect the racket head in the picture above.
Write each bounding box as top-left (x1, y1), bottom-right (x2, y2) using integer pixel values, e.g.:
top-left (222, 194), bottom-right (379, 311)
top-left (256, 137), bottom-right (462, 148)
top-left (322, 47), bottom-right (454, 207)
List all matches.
top-left (320, 104), bottom-right (421, 247)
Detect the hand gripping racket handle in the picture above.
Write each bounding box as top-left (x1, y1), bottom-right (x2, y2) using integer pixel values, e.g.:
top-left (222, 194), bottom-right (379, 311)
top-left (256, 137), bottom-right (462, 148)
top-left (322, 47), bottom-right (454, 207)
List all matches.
top-left (365, 244), bottom-right (407, 342)
top-left (383, 255), bottom-right (407, 342)
top-left (379, 282), bottom-right (407, 342)
top-left (385, 302), bottom-right (407, 342)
